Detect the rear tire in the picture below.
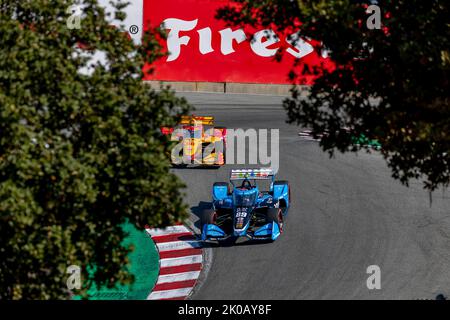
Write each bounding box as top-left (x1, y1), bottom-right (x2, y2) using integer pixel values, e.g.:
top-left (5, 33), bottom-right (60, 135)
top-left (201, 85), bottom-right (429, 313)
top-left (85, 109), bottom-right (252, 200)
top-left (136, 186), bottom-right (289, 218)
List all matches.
top-left (273, 180), bottom-right (289, 188)
top-left (273, 180), bottom-right (290, 209)
top-left (213, 182), bottom-right (232, 195)
top-left (271, 180), bottom-right (288, 194)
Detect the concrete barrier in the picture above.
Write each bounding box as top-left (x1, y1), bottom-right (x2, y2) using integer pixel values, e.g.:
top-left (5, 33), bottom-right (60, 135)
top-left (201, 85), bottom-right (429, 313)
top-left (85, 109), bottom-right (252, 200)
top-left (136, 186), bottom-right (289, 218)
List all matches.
top-left (225, 83), bottom-right (292, 96)
top-left (145, 81), bottom-right (309, 97)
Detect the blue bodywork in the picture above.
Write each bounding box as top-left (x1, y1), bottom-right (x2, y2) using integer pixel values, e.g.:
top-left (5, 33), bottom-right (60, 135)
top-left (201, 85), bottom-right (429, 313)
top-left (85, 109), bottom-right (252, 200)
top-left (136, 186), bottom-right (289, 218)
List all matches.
top-left (201, 169), bottom-right (290, 242)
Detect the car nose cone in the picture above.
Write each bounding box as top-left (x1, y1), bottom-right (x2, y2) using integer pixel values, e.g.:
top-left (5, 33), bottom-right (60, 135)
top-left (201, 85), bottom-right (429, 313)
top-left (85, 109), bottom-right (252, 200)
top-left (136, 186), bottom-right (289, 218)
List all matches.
top-left (233, 230), bottom-right (246, 237)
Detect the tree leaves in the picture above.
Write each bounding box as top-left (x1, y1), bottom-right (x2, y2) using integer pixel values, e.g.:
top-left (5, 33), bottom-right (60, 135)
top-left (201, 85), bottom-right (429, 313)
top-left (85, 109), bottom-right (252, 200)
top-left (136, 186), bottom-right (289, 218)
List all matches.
top-left (218, 0), bottom-right (449, 190)
top-left (0, 0), bottom-right (191, 299)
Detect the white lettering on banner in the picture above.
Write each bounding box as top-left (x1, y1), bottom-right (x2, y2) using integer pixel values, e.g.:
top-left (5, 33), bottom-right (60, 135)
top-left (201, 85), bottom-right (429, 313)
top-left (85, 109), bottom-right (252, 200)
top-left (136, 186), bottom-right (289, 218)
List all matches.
top-left (162, 18), bottom-right (315, 62)
top-left (251, 30), bottom-right (280, 57)
top-left (219, 28), bottom-right (247, 55)
top-left (198, 27), bottom-right (214, 54)
top-left (286, 33), bottom-right (314, 59)
top-left (164, 18), bottom-right (198, 62)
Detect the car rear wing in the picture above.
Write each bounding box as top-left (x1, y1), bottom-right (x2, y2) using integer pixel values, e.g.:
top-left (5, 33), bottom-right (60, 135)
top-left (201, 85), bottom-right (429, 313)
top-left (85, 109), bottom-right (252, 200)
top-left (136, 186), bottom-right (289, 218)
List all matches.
top-left (180, 115), bottom-right (214, 126)
top-left (230, 168), bottom-right (275, 180)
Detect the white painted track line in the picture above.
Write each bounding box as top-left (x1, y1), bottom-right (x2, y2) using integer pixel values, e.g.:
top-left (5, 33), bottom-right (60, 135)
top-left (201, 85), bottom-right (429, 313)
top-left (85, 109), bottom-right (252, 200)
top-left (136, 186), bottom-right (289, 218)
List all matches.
top-left (146, 225), bottom-right (190, 237)
top-left (156, 240), bottom-right (202, 252)
top-left (146, 225), bottom-right (204, 300)
top-left (160, 255), bottom-right (203, 268)
top-left (147, 287), bottom-right (192, 300)
top-left (157, 271), bottom-right (201, 284)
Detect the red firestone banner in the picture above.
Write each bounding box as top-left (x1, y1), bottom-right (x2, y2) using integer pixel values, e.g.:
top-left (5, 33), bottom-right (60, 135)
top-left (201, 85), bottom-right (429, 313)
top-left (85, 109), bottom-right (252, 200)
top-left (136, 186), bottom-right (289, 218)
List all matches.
top-left (143, 0), bottom-right (332, 84)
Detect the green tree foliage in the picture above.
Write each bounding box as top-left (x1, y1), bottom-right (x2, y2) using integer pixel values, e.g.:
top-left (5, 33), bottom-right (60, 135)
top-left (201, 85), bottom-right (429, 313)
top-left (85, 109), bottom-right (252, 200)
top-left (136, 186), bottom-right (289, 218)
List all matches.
top-left (0, 0), bottom-right (191, 299)
top-left (218, 0), bottom-right (449, 190)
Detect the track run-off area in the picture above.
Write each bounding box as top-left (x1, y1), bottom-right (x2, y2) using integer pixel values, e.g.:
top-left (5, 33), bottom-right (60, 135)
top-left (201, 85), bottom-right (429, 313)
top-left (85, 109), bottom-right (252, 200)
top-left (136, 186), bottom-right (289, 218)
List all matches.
top-left (171, 92), bottom-right (450, 300)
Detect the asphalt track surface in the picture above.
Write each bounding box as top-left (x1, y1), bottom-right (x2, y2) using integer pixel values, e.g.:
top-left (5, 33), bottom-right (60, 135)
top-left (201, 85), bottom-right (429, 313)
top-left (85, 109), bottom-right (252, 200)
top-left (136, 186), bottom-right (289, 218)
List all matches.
top-left (172, 92), bottom-right (450, 300)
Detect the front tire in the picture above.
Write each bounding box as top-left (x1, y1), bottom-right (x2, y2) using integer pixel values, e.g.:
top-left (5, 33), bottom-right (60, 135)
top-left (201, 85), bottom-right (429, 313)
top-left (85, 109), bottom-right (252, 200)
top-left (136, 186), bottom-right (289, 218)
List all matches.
top-left (266, 207), bottom-right (283, 233)
top-left (200, 209), bottom-right (217, 228)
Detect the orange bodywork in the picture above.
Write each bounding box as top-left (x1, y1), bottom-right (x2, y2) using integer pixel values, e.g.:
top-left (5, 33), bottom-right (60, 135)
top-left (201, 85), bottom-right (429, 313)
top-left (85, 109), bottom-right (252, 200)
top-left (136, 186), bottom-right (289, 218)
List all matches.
top-left (161, 116), bottom-right (227, 166)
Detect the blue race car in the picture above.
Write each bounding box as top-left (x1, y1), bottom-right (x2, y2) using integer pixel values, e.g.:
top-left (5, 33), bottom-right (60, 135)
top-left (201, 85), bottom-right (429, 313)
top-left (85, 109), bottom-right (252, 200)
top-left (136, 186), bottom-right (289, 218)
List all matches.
top-left (201, 168), bottom-right (290, 242)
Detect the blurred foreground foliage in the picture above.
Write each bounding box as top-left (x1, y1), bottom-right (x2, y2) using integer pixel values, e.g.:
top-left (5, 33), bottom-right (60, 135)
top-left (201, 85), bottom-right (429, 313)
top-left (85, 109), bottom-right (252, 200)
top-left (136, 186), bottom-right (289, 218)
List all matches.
top-left (218, 0), bottom-right (449, 190)
top-left (0, 0), bottom-right (190, 299)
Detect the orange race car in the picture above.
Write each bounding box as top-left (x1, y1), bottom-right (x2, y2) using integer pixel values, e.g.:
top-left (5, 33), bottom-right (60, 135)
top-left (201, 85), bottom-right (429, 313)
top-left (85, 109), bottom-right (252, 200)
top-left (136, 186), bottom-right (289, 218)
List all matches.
top-left (161, 115), bottom-right (227, 167)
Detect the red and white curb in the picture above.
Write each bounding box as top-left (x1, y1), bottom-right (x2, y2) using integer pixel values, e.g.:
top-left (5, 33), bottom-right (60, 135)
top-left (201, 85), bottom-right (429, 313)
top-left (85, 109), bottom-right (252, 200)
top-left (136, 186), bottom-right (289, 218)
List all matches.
top-left (145, 225), bottom-right (203, 300)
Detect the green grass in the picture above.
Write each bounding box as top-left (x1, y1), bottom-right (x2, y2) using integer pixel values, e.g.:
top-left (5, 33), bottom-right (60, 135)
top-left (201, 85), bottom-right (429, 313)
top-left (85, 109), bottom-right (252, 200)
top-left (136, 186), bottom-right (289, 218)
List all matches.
top-left (352, 134), bottom-right (382, 150)
top-left (74, 222), bottom-right (159, 300)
